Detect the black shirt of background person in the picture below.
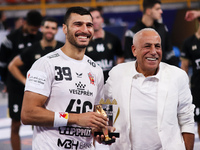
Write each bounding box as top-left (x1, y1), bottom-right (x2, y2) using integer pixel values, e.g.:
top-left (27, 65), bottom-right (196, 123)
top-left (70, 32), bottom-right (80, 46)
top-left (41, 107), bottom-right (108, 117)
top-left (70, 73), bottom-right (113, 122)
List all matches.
top-left (0, 26), bottom-right (42, 88)
top-left (20, 40), bottom-right (64, 76)
top-left (85, 31), bottom-right (123, 82)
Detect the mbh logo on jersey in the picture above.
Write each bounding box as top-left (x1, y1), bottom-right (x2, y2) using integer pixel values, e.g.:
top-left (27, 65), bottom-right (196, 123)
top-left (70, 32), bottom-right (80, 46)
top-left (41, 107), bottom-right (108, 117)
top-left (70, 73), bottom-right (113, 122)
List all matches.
top-left (69, 82), bottom-right (93, 96)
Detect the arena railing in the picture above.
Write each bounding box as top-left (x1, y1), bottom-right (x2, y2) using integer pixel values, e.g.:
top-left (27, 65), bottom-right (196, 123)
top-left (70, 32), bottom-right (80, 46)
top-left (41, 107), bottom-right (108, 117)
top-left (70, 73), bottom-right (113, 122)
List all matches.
top-left (0, 0), bottom-right (199, 16)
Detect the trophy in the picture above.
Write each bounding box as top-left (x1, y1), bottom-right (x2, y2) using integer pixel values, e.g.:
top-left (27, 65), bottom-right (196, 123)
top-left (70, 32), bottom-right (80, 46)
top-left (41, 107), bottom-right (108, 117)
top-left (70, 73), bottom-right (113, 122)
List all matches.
top-left (94, 99), bottom-right (120, 144)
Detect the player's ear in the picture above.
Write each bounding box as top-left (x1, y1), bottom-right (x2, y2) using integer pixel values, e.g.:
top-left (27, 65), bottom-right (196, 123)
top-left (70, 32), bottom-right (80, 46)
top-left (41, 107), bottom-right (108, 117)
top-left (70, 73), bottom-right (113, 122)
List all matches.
top-left (62, 24), bottom-right (67, 34)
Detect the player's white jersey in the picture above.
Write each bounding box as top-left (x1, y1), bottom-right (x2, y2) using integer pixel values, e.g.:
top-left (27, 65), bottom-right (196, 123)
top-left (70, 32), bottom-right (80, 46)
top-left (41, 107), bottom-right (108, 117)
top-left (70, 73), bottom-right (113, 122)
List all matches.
top-left (25, 48), bottom-right (104, 150)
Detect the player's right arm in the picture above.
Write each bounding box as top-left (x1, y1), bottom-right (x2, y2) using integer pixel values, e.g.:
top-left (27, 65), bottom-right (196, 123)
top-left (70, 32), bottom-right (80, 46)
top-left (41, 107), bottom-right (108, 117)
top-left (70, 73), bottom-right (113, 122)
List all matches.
top-left (8, 55), bottom-right (26, 85)
top-left (21, 91), bottom-right (108, 129)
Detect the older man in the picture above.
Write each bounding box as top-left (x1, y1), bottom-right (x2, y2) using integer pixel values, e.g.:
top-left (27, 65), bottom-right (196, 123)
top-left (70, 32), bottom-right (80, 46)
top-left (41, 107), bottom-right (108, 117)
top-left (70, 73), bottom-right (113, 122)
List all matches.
top-left (105, 28), bottom-right (195, 150)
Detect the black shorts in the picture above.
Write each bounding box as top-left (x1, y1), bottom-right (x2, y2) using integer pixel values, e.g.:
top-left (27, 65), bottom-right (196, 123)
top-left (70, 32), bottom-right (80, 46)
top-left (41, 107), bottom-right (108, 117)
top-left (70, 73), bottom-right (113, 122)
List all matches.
top-left (8, 85), bottom-right (24, 121)
top-left (194, 106), bottom-right (200, 122)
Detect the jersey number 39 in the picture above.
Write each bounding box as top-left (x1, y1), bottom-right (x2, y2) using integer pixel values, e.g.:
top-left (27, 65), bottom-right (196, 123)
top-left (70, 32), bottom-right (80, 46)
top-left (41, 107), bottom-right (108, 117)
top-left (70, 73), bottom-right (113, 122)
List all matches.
top-left (55, 66), bottom-right (72, 81)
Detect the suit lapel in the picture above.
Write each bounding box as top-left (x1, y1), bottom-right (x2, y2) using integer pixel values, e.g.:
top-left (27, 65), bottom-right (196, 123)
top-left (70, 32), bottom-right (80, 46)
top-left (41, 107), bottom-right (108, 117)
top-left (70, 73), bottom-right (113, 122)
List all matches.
top-left (157, 64), bottom-right (170, 129)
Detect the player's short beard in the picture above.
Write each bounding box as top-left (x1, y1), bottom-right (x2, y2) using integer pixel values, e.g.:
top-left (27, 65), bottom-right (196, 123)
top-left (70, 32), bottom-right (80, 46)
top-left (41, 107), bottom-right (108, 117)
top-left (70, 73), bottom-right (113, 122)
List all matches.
top-left (67, 31), bottom-right (89, 49)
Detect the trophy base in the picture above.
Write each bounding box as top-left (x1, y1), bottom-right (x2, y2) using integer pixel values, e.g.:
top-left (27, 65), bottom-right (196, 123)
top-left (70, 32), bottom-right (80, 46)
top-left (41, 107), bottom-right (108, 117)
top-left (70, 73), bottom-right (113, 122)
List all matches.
top-left (102, 138), bottom-right (115, 145)
top-left (94, 132), bottom-right (120, 138)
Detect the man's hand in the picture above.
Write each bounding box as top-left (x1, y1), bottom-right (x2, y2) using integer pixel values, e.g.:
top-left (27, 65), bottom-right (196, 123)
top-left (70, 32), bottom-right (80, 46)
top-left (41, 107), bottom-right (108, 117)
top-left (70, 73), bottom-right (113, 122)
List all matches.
top-left (92, 126), bottom-right (116, 144)
top-left (185, 10), bottom-right (200, 21)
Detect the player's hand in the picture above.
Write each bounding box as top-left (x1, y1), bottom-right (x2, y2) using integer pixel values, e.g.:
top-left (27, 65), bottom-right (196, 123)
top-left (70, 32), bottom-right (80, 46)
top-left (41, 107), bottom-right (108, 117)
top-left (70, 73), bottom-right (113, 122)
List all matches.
top-left (185, 10), bottom-right (200, 21)
top-left (75, 112), bottom-right (108, 129)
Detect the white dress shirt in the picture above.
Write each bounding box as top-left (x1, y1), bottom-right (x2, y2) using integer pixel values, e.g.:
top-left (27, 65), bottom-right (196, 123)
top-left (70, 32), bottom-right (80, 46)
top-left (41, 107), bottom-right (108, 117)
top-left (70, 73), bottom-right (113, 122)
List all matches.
top-left (130, 66), bottom-right (162, 149)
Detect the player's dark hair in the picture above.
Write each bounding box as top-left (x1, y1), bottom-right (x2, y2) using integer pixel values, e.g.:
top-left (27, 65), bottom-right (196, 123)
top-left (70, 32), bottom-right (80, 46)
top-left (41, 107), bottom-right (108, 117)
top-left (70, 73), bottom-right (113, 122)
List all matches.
top-left (143, 0), bottom-right (161, 13)
top-left (63, 7), bottom-right (92, 25)
top-left (26, 10), bottom-right (43, 27)
top-left (41, 17), bottom-right (58, 27)
top-left (88, 7), bottom-right (103, 17)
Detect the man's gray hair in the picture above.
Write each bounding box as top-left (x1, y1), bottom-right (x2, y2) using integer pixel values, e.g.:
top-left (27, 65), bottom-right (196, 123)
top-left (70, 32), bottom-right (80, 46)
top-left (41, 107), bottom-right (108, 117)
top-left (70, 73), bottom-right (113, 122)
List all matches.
top-left (133, 28), bottom-right (158, 45)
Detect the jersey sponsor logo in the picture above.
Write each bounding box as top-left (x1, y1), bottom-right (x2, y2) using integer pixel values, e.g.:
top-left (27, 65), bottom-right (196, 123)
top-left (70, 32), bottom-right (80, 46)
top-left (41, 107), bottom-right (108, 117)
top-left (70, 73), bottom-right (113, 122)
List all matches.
top-left (65, 99), bottom-right (93, 113)
top-left (48, 53), bottom-right (59, 58)
top-left (195, 58), bottom-right (200, 70)
top-left (18, 43), bottom-right (24, 49)
top-left (107, 43), bottom-right (112, 50)
top-left (26, 70), bottom-right (47, 89)
top-left (76, 72), bottom-right (83, 78)
top-left (192, 45), bottom-right (197, 51)
top-left (88, 72), bottom-right (95, 85)
top-left (96, 43), bottom-right (105, 52)
top-left (27, 42), bottom-right (32, 47)
top-left (35, 54), bottom-right (41, 60)
top-left (87, 46), bottom-right (93, 52)
top-left (75, 82), bottom-right (86, 90)
top-left (59, 112), bottom-right (69, 119)
top-left (59, 126), bottom-right (92, 137)
top-left (96, 59), bottom-right (113, 71)
top-left (69, 82), bottom-right (93, 96)
top-left (57, 138), bottom-right (92, 149)
top-left (87, 59), bottom-right (96, 67)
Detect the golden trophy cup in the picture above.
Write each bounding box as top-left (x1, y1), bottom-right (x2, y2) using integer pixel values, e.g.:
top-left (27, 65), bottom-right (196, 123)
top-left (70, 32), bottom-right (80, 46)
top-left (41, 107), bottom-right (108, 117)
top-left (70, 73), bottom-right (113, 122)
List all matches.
top-left (94, 99), bottom-right (120, 144)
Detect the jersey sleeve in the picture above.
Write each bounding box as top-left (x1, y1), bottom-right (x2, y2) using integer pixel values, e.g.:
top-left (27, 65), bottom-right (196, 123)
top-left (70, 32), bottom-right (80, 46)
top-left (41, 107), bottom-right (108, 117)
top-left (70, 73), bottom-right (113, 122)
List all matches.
top-left (25, 58), bottom-right (54, 97)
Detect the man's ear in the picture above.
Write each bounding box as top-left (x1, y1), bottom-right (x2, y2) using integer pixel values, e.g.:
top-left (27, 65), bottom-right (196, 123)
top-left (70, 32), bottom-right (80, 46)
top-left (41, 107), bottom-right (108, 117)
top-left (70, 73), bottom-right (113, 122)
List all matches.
top-left (132, 45), bottom-right (137, 57)
top-left (146, 8), bottom-right (151, 16)
top-left (62, 24), bottom-right (67, 34)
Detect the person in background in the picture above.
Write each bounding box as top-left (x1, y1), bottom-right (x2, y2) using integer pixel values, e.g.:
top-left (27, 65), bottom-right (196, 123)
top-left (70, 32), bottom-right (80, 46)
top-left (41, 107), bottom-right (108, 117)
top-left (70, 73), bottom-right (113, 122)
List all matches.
top-left (181, 12), bottom-right (200, 140)
top-left (85, 7), bottom-right (124, 82)
top-left (21, 7), bottom-right (108, 149)
top-left (0, 10), bottom-right (42, 150)
top-left (124, 0), bottom-right (179, 66)
top-left (104, 28), bottom-right (195, 150)
top-left (0, 11), bottom-right (8, 30)
top-left (14, 17), bottom-right (24, 30)
top-left (8, 17), bottom-right (64, 85)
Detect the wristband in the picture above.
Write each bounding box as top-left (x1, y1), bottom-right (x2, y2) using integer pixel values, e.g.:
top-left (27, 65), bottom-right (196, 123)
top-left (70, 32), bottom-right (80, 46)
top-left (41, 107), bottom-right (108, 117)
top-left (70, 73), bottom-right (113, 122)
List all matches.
top-left (54, 112), bottom-right (69, 127)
